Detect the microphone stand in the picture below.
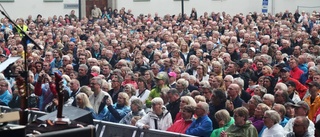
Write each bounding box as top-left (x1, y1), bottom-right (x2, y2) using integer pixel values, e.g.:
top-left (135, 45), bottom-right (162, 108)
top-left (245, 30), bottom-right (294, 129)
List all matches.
top-left (0, 10), bottom-right (43, 125)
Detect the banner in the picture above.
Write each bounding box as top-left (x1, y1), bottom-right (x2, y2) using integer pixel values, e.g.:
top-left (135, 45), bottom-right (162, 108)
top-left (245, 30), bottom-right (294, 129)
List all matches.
top-left (262, 0), bottom-right (268, 13)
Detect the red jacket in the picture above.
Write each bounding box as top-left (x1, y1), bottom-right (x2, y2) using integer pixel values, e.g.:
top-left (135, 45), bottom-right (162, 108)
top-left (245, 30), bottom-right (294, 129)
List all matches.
top-left (290, 67), bottom-right (304, 81)
top-left (34, 82), bottom-right (57, 97)
top-left (279, 78), bottom-right (307, 99)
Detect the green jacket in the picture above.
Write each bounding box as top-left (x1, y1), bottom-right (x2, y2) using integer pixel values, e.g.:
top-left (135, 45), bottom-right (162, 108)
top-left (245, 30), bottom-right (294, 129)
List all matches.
top-left (145, 85), bottom-right (168, 108)
top-left (210, 117), bottom-right (235, 137)
top-left (225, 120), bottom-right (258, 137)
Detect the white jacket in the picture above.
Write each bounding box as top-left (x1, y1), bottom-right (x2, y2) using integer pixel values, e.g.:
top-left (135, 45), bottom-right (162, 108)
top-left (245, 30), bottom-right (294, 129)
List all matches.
top-left (136, 107), bottom-right (172, 130)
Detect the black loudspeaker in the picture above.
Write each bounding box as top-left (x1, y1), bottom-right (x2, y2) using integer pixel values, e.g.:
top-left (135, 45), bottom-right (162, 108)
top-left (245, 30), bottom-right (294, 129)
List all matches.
top-left (36, 125), bottom-right (96, 137)
top-left (37, 106), bottom-right (93, 125)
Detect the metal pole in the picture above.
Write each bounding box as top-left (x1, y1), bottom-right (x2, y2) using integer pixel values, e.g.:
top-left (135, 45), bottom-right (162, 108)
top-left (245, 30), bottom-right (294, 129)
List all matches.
top-left (181, 0), bottom-right (184, 20)
top-left (78, 0), bottom-right (81, 18)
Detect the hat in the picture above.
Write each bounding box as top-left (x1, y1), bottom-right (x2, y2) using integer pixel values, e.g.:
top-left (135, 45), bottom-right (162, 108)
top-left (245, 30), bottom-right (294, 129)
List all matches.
top-left (280, 67), bottom-right (290, 72)
top-left (285, 81), bottom-right (296, 88)
top-left (249, 47), bottom-right (256, 52)
top-left (284, 102), bottom-right (295, 107)
top-left (168, 72), bottom-right (177, 78)
top-left (307, 81), bottom-right (320, 89)
top-left (70, 38), bottom-right (76, 43)
top-left (293, 101), bottom-right (310, 111)
top-left (146, 44), bottom-right (153, 49)
top-left (275, 63), bottom-right (286, 69)
top-left (253, 26), bottom-right (258, 29)
top-left (0, 54), bottom-right (6, 57)
top-left (199, 81), bottom-right (211, 89)
top-left (155, 72), bottom-right (167, 80)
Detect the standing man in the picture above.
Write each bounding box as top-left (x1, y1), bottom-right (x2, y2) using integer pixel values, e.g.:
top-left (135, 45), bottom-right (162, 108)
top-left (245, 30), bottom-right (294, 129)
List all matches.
top-left (91, 5), bottom-right (102, 21)
top-left (89, 77), bottom-right (112, 114)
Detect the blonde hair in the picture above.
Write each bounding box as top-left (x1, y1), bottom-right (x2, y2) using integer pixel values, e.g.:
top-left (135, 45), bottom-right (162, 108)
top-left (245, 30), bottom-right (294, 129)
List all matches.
top-left (76, 93), bottom-right (93, 109)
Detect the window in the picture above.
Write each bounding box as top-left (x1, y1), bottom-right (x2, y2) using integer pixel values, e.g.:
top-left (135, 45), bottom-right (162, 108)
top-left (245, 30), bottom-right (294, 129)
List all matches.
top-left (0, 0), bottom-right (14, 2)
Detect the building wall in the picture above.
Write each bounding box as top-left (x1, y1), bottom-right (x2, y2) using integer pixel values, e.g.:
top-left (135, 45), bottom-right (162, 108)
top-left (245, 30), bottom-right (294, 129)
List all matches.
top-left (0, 0), bottom-right (319, 20)
top-left (116, 0), bottom-right (320, 17)
top-left (1, 0), bottom-right (79, 19)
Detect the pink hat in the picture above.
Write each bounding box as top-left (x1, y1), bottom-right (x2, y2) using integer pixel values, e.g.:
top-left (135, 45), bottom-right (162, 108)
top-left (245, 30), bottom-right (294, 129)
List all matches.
top-left (168, 72), bottom-right (177, 78)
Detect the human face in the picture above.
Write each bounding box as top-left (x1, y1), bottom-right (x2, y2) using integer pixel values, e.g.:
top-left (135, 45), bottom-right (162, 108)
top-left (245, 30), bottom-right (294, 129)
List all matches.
top-left (111, 78), bottom-right (120, 89)
top-left (234, 112), bottom-right (245, 126)
top-left (224, 78), bottom-right (232, 89)
top-left (69, 81), bottom-right (79, 91)
top-left (76, 97), bottom-right (83, 107)
top-left (263, 114), bottom-right (272, 128)
top-left (254, 87), bottom-right (263, 97)
top-left (78, 67), bottom-right (87, 76)
top-left (294, 107), bottom-right (306, 116)
top-left (90, 79), bottom-right (100, 91)
top-left (254, 105), bottom-right (263, 117)
top-left (143, 72), bottom-right (151, 80)
top-left (0, 81), bottom-right (7, 92)
top-left (117, 95), bottom-right (125, 105)
top-left (195, 104), bottom-right (205, 116)
top-left (152, 102), bottom-right (162, 114)
top-left (263, 79), bottom-right (271, 88)
top-left (227, 84), bottom-right (238, 99)
top-left (196, 66), bottom-right (203, 75)
top-left (181, 109), bottom-right (192, 120)
top-left (130, 104), bottom-right (139, 112)
top-left (293, 118), bottom-right (307, 136)
top-left (285, 105), bottom-right (295, 118)
top-left (201, 88), bottom-right (212, 101)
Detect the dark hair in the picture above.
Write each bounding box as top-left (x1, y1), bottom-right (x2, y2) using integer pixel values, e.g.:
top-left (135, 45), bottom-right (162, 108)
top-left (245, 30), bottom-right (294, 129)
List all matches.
top-left (213, 89), bottom-right (227, 103)
top-left (138, 76), bottom-right (148, 88)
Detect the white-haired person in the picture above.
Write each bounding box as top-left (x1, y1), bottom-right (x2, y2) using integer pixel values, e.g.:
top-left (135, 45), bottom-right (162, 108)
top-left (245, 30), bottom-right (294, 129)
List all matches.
top-left (136, 97), bottom-right (172, 130)
top-left (210, 109), bottom-right (234, 137)
top-left (186, 102), bottom-right (213, 137)
top-left (261, 110), bottom-right (286, 137)
top-left (104, 92), bottom-right (131, 123)
top-left (119, 99), bottom-right (146, 126)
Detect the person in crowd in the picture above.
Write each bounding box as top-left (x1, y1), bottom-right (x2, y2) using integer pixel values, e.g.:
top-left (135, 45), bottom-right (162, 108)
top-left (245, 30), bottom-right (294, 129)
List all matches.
top-left (108, 74), bottom-right (124, 103)
top-left (166, 88), bottom-right (181, 122)
top-left (209, 89), bottom-right (227, 129)
top-left (146, 72), bottom-right (169, 108)
top-left (284, 101), bottom-right (315, 136)
top-left (210, 109), bottom-right (234, 137)
top-left (186, 102), bottom-right (213, 137)
top-left (0, 79), bottom-right (12, 106)
top-left (76, 92), bottom-right (94, 114)
top-left (104, 92), bottom-right (131, 123)
top-left (285, 81), bottom-right (302, 103)
top-left (167, 105), bottom-right (195, 134)
top-left (249, 103), bottom-right (270, 133)
top-left (136, 97), bottom-right (172, 130)
top-left (286, 116), bottom-right (311, 137)
top-left (304, 81), bottom-right (320, 121)
top-left (221, 107), bottom-right (258, 137)
top-left (261, 110), bottom-right (286, 137)
top-left (174, 95), bottom-right (197, 122)
top-left (88, 77), bottom-right (112, 118)
top-left (119, 98), bottom-right (146, 125)
top-left (247, 95), bottom-right (263, 117)
top-left (135, 76), bottom-right (150, 103)
top-left (272, 103), bottom-right (290, 127)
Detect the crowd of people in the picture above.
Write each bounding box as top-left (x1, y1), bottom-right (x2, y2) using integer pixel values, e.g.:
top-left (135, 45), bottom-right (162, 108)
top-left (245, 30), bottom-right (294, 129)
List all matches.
top-left (0, 6), bottom-right (320, 137)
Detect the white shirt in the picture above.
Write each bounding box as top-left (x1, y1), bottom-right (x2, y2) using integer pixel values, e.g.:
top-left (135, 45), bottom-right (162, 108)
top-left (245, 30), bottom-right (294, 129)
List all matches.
top-left (135, 89), bottom-right (151, 103)
top-left (89, 90), bottom-right (112, 113)
top-left (261, 124), bottom-right (286, 137)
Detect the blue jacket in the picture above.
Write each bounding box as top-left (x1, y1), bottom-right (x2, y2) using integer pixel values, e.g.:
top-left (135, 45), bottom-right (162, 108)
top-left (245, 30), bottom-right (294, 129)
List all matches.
top-left (104, 103), bottom-right (130, 123)
top-left (186, 115), bottom-right (213, 137)
top-left (0, 90), bottom-right (12, 105)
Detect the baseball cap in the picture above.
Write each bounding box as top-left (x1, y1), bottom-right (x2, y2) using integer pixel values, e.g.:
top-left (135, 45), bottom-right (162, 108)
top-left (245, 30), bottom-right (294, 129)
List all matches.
top-left (280, 67), bottom-right (290, 72)
top-left (168, 72), bottom-right (177, 78)
top-left (275, 63), bottom-right (286, 69)
top-left (0, 54), bottom-right (6, 57)
top-left (293, 101), bottom-right (310, 111)
top-left (285, 81), bottom-right (296, 88)
top-left (249, 47), bottom-right (256, 52)
top-left (155, 72), bottom-right (167, 80)
top-left (307, 81), bottom-right (320, 89)
top-left (146, 44), bottom-right (153, 49)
